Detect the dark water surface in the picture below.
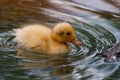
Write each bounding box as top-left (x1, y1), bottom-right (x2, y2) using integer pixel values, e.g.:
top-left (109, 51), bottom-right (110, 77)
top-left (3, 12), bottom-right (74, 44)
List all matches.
top-left (0, 0), bottom-right (120, 80)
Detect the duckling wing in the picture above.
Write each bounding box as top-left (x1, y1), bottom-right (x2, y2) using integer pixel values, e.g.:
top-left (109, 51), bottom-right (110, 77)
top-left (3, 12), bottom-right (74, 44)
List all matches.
top-left (14, 24), bottom-right (51, 53)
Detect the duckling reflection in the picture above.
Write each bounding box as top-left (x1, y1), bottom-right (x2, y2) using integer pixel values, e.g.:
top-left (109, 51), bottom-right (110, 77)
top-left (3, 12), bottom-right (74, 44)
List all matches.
top-left (17, 49), bottom-right (70, 67)
top-left (17, 50), bottom-right (74, 78)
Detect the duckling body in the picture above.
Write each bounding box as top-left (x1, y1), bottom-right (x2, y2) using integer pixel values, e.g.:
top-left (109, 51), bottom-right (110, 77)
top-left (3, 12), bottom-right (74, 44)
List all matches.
top-left (14, 23), bottom-right (82, 55)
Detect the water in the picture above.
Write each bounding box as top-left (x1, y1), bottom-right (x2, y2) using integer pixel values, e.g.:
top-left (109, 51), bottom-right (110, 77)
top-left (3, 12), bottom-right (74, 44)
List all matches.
top-left (0, 0), bottom-right (120, 80)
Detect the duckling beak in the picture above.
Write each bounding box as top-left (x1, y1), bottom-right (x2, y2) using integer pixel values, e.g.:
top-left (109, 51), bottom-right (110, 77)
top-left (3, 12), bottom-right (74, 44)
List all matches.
top-left (71, 38), bottom-right (83, 46)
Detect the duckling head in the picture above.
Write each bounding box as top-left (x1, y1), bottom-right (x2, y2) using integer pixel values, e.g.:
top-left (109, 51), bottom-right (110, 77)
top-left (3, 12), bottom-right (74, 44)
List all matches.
top-left (52, 23), bottom-right (83, 46)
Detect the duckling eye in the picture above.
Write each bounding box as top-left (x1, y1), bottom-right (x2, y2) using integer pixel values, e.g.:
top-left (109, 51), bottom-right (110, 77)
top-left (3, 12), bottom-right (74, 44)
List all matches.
top-left (66, 32), bottom-right (71, 36)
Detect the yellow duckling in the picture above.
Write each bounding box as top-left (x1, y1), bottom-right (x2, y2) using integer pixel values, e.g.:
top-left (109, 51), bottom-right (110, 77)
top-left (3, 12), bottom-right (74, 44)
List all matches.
top-left (14, 23), bottom-right (83, 55)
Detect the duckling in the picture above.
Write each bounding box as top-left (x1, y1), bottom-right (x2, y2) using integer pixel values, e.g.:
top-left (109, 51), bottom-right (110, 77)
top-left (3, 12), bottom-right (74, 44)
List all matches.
top-left (14, 23), bottom-right (83, 55)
